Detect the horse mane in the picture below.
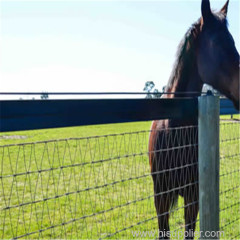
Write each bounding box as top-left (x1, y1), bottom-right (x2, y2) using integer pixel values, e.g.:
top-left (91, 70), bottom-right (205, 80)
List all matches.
top-left (166, 12), bottom-right (228, 94)
top-left (166, 19), bottom-right (201, 93)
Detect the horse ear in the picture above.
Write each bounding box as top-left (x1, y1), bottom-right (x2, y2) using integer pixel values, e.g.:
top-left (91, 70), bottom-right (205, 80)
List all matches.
top-left (220, 0), bottom-right (229, 17)
top-left (201, 0), bottom-right (213, 23)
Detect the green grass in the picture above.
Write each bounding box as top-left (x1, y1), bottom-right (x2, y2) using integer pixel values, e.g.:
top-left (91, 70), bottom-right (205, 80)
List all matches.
top-left (0, 117), bottom-right (239, 239)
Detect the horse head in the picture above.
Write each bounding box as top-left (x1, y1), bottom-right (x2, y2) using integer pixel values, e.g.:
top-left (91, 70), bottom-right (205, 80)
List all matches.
top-left (197, 0), bottom-right (239, 110)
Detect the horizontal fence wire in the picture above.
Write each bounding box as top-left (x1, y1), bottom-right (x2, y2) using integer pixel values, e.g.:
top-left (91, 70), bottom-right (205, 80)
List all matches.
top-left (0, 125), bottom-right (199, 239)
top-left (0, 92), bottom-right (205, 95)
top-left (219, 120), bottom-right (240, 239)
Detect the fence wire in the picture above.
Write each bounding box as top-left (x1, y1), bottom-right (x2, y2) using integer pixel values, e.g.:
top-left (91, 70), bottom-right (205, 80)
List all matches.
top-left (0, 125), bottom-right (200, 239)
top-left (0, 119), bottom-right (238, 239)
top-left (219, 120), bottom-right (240, 239)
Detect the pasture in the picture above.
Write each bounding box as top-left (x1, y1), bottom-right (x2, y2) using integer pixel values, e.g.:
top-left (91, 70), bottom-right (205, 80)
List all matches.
top-left (0, 116), bottom-right (239, 239)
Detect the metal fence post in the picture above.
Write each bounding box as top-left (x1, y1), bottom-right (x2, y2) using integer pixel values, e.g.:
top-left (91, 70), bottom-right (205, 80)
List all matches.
top-left (198, 94), bottom-right (220, 239)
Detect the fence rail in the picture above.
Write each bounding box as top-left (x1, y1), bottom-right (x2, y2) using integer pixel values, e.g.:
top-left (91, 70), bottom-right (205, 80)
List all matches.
top-left (0, 98), bottom-right (198, 132)
top-left (1, 98), bottom-right (238, 133)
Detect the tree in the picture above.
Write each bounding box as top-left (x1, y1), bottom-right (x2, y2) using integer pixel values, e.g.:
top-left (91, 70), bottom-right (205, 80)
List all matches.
top-left (143, 81), bottom-right (162, 98)
top-left (41, 92), bottom-right (49, 100)
top-left (153, 89), bottom-right (162, 98)
top-left (162, 85), bottom-right (166, 93)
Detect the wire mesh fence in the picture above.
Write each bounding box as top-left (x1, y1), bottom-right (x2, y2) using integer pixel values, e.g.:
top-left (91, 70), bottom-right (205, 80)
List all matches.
top-left (0, 118), bottom-right (239, 239)
top-left (219, 120), bottom-right (240, 239)
top-left (0, 124), bottom-right (200, 239)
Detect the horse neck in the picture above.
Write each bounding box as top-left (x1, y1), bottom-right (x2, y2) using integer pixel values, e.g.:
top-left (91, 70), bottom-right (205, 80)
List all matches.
top-left (166, 23), bottom-right (203, 98)
top-left (166, 44), bottom-right (202, 126)
top-left (168, 68), bottom-right (203, 98)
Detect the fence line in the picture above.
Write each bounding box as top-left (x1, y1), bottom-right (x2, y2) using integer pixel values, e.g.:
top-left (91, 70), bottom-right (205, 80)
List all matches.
top-left (0, 125), bottom-right (200, 239)
top-left (0, 95), bottom-right (239, 239)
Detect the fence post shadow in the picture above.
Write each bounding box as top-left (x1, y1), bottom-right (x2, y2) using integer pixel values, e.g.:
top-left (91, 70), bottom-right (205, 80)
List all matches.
top-left (198, 94), bottom-right (220, 239)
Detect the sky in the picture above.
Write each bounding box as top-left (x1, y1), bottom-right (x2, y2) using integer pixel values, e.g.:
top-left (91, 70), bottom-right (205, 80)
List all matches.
top-left (0, 0), bottom-right (239, 99)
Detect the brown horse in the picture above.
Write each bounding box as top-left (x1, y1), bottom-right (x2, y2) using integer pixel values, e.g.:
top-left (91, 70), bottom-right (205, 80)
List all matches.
top-left (149, 0), bottom-right (239, 239)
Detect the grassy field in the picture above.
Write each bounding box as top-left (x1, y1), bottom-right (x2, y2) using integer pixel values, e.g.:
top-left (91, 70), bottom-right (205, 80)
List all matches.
top-left (0, 117), bottom-right (239, 239)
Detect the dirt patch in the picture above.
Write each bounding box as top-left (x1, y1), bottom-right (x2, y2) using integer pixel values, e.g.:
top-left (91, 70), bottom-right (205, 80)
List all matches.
top-left (0, 135), bottom-right (28, 140)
